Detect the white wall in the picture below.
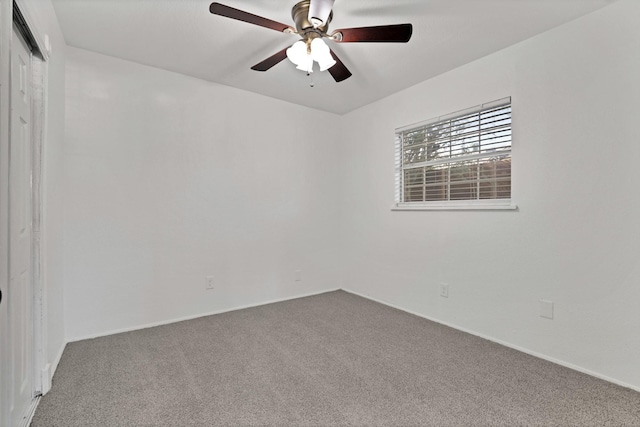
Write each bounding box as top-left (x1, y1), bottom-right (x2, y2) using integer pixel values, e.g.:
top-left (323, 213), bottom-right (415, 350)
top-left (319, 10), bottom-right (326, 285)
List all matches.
top-left (61, 0), bottom-right (639, 391)
top-left (63, 48), bottom-right (341, 340)
top-left (339, 0), bottom-right (640, 390)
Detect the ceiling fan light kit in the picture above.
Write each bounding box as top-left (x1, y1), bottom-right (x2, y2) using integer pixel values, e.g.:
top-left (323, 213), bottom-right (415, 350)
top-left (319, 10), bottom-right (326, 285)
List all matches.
top-left (286, 38), bottom-right (336, 73)
top-left (209, 0), bottom-right (413, 83)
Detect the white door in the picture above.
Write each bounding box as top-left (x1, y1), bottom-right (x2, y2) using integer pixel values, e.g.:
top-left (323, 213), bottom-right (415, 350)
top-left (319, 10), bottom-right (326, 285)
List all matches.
top-left (8, 25), bottom-right (34, 427)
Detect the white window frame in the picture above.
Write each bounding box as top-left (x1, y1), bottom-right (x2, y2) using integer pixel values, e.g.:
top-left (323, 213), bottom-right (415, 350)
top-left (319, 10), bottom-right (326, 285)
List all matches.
top-left (393, 97), bottom-right (517, 211)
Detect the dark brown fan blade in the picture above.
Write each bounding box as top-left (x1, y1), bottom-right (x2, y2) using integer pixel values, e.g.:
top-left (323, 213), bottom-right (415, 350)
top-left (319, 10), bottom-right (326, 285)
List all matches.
top-left (328, 49), bottom-right (352, 82)
top-left (331, 23), bottom-right (412, 43)
top-left (251, 47), bottom-right (290, 72)
top-left (209, 3), bottom-right (293, 33)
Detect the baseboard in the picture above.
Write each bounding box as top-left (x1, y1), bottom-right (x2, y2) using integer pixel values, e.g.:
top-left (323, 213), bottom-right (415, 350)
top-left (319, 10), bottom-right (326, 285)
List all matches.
top-left (342, 288), bottom-right (640, 393)
top-left (67, 288), bottom-right (341, 343)
top-left (41, 364), bottom-right (51, 394)
top-left (60, 286), bottom-right (639, 393)
top-left (43, 340), bottom-right (67, 394)
top-left (19, 395), bottom-right (40, 427)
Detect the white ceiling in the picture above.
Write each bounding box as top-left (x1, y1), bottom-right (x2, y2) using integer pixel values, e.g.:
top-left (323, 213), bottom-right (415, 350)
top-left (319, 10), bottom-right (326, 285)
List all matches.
top-left (51, 0), bottom-right (615, 114)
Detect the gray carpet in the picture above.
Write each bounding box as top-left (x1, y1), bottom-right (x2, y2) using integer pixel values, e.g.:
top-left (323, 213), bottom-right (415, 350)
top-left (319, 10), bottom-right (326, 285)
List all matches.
top-left (32, 290), bottom-right (640, 426)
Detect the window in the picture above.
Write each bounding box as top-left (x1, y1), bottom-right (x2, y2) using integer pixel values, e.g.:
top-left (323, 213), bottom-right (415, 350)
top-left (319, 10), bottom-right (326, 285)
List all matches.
top-left (394, 97), bottom-right (514, 210)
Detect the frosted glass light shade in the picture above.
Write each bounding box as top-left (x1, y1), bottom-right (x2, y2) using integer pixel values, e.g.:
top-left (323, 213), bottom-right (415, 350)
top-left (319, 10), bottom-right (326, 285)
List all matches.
top-left (310, 38), bottom-right (336, 71)
top-left (296, 57), bottom-right (314, 73)
top-left (287, 38), bottom-right (336, 74)
top-left (308, 0), bottom-right (335, 28)
top-left (286, 41), bottom-right (308, 65)
top-left (286, 41), bottom-right (313, 73)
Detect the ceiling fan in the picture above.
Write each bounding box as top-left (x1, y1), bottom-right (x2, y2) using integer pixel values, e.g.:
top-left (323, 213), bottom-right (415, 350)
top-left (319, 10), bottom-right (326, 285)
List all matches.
top-left (209, 0), bottom-right (413, 83)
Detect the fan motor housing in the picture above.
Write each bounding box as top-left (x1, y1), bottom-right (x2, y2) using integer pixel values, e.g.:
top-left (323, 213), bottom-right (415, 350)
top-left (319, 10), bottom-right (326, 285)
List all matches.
top-left (292, 0), bottom-right (332, 34)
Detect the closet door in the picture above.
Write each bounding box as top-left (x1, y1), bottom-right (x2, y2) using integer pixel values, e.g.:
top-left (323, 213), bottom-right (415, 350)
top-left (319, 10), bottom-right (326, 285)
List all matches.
top-left (8, 24), bottom-right (34, 427)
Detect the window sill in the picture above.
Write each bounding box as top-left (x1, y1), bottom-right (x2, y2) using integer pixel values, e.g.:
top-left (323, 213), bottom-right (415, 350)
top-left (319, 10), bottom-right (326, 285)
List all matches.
top-left (392, 201), bottom-right (518, 211)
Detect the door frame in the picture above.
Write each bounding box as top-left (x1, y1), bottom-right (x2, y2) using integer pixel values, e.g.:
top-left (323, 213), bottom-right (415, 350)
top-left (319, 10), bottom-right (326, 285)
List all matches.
top-left (0, 0), bottom-right (50, 425)
top-left (0, 0), bottom-right (12, 420)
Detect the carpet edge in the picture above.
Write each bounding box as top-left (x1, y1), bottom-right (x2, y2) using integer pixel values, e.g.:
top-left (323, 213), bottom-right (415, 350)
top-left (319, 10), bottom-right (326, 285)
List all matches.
top-left (341, 287), bottom-right (640, 393)
top-left (65, 288), bottom-right (341, 343)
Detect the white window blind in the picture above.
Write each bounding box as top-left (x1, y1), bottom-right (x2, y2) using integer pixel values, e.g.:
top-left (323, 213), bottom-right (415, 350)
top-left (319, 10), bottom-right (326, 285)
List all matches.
top-left (395, 98), bottom-right (512, 208)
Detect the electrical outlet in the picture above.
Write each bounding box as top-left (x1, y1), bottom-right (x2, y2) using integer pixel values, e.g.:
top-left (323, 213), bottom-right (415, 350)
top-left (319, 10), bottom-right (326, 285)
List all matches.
top-left (295, 270), bottom-right (302, 282)
top-left (205, 276), bottom-right (215, 290)
top-left (539, 299), bottom-right (553, 319)
top-left (440, 283), bottom-right (449, 298)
